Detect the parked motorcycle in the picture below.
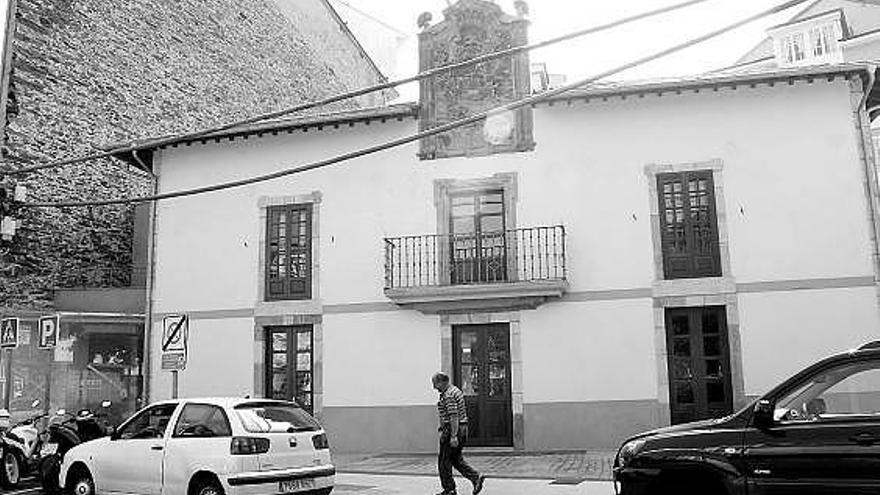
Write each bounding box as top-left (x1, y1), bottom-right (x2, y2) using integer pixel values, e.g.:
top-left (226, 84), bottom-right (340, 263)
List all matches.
top-left (0, 399), bottom-right (46, 488)
top-left (39, 400), bottom-right (112, 494)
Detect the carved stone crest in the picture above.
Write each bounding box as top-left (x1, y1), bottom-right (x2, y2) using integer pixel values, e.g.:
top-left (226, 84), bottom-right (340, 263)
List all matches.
top-left (418, 0), bottom-right (534, 160)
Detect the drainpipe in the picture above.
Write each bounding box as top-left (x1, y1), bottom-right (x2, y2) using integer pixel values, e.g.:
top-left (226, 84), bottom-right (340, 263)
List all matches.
top-left (853, 66), bottom-right (880, 314)
top-left (860, 64), bottom-right (876, 110)
top-left (132, 150), bottom-right (156, 405)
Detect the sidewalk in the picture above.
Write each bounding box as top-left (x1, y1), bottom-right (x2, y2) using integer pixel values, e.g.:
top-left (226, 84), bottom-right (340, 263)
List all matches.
top-left (334, 450), bottom-right (617, 483)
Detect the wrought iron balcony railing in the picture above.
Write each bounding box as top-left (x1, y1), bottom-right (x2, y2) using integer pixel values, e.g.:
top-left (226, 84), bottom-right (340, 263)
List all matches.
top-left (384, 225), bottom-right (566, 289)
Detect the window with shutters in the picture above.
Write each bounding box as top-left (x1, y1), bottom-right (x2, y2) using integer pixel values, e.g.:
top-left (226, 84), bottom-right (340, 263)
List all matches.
top-left (657, 171), bottom-right (721, 279)
top-left (265, 204), bottom-right (312, 301)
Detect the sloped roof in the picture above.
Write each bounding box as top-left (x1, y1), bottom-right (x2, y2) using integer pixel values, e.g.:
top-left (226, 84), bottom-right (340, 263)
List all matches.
top-left (734, 0), bottom-right (880, 68)
top-left (112, 63), bottom-right (879, 173)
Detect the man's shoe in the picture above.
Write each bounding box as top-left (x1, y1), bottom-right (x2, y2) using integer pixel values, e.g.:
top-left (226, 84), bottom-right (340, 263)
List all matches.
top-left (435, 491), bottom-right (456, 495)
top-left (473, 475), bottom-right (486, 495)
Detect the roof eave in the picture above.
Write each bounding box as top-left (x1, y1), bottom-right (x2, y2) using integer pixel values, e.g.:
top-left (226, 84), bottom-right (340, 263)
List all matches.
top-left (106, 103), bottom-right (420, 166)
top-left (536, 64), bottom-right (877, 107)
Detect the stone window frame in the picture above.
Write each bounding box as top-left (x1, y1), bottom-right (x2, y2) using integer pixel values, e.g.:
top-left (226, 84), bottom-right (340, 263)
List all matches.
top-left (253, 314), bottom-right (324, 421)
top-left (434, 173), bottom-right (518, 284)
top-left (440, 312), bottom-right (524, 451)
top-left (254, 192), bottom-right (324, 420)
top-left (644, 159), bottom-right (745, 425)
top-left (256, 192), bottom-right (322, 316)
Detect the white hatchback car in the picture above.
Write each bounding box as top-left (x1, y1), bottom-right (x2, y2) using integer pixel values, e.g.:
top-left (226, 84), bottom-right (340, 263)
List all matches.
top-left (59, 398), bottom-right (334, 495)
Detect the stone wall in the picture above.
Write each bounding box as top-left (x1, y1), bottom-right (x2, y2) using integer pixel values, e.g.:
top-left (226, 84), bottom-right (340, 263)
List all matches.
top-left (0, 0), bottom-right (382, 310)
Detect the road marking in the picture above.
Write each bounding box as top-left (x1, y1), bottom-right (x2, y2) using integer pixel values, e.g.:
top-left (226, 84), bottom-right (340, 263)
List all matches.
top-left (6, 487), bottom-right (42, 495)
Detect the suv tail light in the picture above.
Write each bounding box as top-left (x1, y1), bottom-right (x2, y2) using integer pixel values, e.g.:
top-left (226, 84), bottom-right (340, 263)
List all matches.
top-left (231, 437), bottom-right (270, 455)
top-left (312, 433), bottom-right (330, 450)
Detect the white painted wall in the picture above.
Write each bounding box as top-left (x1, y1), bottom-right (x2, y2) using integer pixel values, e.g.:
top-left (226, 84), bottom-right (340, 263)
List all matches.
top-left (739, 287), bottom-right (880, 397)
top-left (154, 77), bottom-right (873, 314)
top-left (149, 317), bottom-right (255, 400)
top-left (520, 299), bottom-right (657, 403)
top-left (149, 75), bottom-right (878, 408)
top-left (322, 311), bottom-right (441, 407)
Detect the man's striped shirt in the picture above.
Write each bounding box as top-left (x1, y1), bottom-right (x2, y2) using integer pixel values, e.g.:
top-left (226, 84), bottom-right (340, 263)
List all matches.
top-left (438, 384), bottom-right (468, 425)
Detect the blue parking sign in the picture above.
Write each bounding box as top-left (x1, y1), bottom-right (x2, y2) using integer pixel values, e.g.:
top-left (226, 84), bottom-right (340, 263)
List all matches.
top-left (38, 315), bottom-right (58, 349)
top-left (0, 318), bottom-right (19, 349)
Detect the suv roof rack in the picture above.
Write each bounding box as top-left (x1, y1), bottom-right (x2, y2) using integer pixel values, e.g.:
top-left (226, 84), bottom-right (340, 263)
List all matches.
top-left (858, 340), bottom-right (880, 350)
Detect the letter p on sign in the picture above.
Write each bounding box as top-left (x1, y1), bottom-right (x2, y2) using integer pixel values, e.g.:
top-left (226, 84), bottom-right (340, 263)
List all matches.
top-left (39, 315), bottom-right (59, 349)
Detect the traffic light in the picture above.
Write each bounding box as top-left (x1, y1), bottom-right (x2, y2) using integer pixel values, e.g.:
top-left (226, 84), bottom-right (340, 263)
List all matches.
top-left (0, 181), bottom-right (25, 241)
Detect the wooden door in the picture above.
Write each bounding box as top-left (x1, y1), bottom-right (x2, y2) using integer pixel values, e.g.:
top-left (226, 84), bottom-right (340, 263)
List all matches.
top-left (666, 306), bottom-right (733, 424)
top-left (453, 323), bottom-right (512, 446)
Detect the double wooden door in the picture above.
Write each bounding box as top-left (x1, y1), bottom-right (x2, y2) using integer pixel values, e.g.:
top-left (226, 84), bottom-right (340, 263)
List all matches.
top-left (666, 306), bottom-right (733, 424)
top-left (453, 323), bottom-right (513, 446)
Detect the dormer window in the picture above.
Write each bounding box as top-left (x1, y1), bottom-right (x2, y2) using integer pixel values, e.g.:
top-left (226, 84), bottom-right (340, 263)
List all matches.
top-left (782, 32), bottom-right (806, 64)
top-left (770, 10), bottom-right (844, 67)
top-left (809, 24), bottom-right (838, 57)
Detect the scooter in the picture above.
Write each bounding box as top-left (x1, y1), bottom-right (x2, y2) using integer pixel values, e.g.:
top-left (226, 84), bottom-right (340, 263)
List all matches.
top-left (0, 399), bottom-right (46, 488)
top-left (39, 400), bottom-right (112, 494)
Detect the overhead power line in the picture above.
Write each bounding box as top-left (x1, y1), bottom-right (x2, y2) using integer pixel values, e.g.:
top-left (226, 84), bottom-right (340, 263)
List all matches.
top-left (2, 0), bottom-right (709, 177)
top-left (25, 0), bottom-right (813, 209)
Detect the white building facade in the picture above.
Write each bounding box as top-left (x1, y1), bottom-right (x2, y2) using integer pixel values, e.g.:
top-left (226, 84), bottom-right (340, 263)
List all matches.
top-left (122, 1), bottom-right (880, 454)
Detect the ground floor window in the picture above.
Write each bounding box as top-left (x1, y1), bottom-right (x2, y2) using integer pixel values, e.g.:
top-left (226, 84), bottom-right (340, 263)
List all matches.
top-left (266, 325), bottom-right (313, 413)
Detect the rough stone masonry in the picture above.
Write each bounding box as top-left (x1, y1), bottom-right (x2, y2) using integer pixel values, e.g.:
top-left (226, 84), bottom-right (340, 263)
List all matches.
top-left (0, 0), bottom-right (376, 310)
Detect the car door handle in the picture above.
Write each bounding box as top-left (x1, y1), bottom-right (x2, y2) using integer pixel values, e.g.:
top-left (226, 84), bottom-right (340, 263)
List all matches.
top-left (849, 433), bottom-right (875, 445)
top-left (151, 445), bottom-right (164, 451)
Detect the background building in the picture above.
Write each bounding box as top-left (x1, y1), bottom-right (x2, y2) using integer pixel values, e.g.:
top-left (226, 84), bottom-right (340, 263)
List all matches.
top-left (0, 0), bottom-right (391, 419)
top-left (118, 0), bottom-right (880, 453)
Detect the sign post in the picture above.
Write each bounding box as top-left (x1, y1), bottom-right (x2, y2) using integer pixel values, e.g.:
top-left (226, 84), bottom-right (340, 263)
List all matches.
top-left (0, 318), bottom-right (17, 408)
top-left (161, 315), bottom-right (188, 399)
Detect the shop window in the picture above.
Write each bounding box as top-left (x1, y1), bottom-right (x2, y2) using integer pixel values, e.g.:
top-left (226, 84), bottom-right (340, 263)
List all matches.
top-left (265, 325), bottom-right (313, 413)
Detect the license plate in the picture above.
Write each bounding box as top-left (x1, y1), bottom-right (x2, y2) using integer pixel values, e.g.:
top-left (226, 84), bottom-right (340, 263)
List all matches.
top-left (279, 478), bottom-right (315, 493)
top-left (40, 443), bottom-right (58, 456)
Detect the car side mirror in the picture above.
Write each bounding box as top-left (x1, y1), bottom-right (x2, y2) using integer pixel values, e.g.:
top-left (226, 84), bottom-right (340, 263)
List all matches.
top-left (109, 426), bottom-right (120, 440)
top-left (753, 399), bottom-right (774, 430)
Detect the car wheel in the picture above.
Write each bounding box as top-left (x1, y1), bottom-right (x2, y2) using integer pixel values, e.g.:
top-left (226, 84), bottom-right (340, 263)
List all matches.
top-left (68, 468), bottom-right (96, 495)
top-left (0, 448), bottom-right (21, 488)
top-left (193, 478), bottom-right (224, 495)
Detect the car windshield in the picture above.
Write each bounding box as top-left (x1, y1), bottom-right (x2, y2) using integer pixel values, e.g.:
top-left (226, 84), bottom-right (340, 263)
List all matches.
top-left (234, 402), bottom-right (319, 433)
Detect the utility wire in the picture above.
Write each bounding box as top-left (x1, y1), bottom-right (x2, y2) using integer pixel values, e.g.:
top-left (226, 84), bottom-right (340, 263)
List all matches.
top-left (3, 0), bottom-right (709, 177)
top-left (26, 0), bottom-right (811, 209)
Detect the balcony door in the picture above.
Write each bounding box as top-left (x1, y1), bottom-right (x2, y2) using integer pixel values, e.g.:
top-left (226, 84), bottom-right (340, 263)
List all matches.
top-left (453, 323), bottom-right (512, 447)
top-left (449, 190), bottom-right (507, 284)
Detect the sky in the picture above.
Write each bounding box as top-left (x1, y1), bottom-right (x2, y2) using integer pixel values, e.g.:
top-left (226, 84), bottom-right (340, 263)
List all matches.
top-left (335, 0), bottom-right (803, 91)
top-left (0, 0), bottom-right (805, 99)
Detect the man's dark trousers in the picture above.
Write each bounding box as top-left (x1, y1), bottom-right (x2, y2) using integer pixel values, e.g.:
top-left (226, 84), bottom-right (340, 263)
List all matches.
top-left (438, 424), bottom-right (480, 493)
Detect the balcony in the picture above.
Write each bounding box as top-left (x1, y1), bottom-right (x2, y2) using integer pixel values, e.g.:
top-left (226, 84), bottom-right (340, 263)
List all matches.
top-left (383, 226), bottom-right (569, 314)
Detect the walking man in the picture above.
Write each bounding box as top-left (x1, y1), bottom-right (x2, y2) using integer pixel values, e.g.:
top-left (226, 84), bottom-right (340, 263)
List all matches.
top-left (432, 371), bottom-right (486, 495)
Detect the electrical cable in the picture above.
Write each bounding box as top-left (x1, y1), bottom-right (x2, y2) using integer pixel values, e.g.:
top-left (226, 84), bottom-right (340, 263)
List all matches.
top-left (25, 0), bottom-right (811, 209)
top-left (2, 0), bottom-right (709, 177)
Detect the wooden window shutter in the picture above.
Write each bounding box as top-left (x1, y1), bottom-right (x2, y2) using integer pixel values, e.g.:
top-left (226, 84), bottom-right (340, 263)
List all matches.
top-left (658, 171), bottom-right (721, 279)
top-left (265, 204), bottom-right (312, 300)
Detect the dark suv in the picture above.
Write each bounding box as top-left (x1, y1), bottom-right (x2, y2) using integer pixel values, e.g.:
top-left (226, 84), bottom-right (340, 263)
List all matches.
top-left (614, 341), bottom-right (880, 495)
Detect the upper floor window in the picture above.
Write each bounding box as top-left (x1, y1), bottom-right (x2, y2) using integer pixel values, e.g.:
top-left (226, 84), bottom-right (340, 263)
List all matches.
top-left (782, 32), bottom-right (807, 64)
top-left (657, 171), bottom-right (721, 280)
top-left (809, 24), bottom-right (838, 57)
top-left (449, 189), bottom-right (507, 284)
top-left (774, 16), bottom-right (842, 66)
top-left (266, 204), bottom-right (312, 301)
